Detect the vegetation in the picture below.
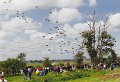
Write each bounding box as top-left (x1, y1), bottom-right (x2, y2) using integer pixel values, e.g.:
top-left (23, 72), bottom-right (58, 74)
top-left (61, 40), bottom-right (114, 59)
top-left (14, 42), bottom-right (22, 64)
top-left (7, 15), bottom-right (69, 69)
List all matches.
top-left (5, 68), bottom-right (120, 82)
top-left (43, 57), bottom-right (51, 67)
top-left (0, 58), bottom-right (26, 76)
top-left (0, 53), bottom-right (26, 76)
top-left (80, 12), bottom-right (117, 66)
top-left (16, 53), bottom-right (26, 61)
top-left (74, 51), bottom-right (84, 66)
top-left (0, 13), bottom-right (119, 82)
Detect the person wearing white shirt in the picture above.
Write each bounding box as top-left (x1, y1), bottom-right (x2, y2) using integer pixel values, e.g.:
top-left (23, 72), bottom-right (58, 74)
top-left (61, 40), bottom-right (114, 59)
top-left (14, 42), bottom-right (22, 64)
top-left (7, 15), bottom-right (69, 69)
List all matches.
top-left (0, 76), bottom-right (7, 82)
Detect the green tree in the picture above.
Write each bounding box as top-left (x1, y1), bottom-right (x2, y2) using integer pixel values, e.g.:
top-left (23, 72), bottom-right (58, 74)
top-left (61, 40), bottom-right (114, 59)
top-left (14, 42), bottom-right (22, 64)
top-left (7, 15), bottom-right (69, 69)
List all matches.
top-left (16, 53), bottom-right (26, 61)
top-left (74, 51), bottom-right (84, 66)
top-left (81, 30), bottom-right (97, 66)
top-left (0, 58), bottom-right (26, 76)
top-left (43, 57), bottom-right (51, 67)
top-left (81, 12), bottom-right (117, 66)
top-left (98, 31), bottom-right (117, 63)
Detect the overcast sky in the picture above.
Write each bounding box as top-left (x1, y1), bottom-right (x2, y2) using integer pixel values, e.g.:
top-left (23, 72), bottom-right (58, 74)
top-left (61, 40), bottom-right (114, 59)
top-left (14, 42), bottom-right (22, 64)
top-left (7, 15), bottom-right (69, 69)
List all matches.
top-left (0, 0), bottom-right (120, 60)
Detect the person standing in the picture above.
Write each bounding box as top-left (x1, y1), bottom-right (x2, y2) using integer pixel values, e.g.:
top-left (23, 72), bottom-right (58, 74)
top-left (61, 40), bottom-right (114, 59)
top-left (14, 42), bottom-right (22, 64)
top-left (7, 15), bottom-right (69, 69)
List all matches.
top-left (35, 69), bottom-right (40, 75)
top-left (111, 63), bottom-right (115, 70)
top-left (23, 66), bottom-right (28, 80)
top-left (40, 69), bottom-right (45, 76)
top-left (28, 67), bottom-right (32, 80)
top-left (0, 76), bottom-right (7, 82)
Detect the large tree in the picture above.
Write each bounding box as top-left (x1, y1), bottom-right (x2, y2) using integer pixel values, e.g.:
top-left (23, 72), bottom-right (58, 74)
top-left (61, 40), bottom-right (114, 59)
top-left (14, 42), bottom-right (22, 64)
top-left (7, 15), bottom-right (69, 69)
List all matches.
top-left (81, 12), bottom-right (117, 66)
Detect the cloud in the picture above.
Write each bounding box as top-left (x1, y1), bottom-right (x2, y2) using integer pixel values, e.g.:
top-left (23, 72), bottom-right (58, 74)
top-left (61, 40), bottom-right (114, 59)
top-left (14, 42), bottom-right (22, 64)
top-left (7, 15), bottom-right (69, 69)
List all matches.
top-left (0, 15), bottom-right (43, 60)
top-left (89, 0), bottom-right (97, 7)
top-left (1, 22), bottom-right (87, 60)
top-left (55, 0), bottom-right (84, 8)
top-left (0, 0), bottom-right (97, 15)
top-left (25, 30), bottom-right (57, 41)
top-left (58, 22), bottom-right (89, 38)
top-left (49, 8), bottom-right (82, 23)
top-left (62, 24), bottom-right (79, 38)
top-left (73, 23), bottom-right (89, 32)
top-left (0, 40), bottom-right (8, 49)
top-left (109, 13), bottom-right (120, 31)
top-left (0, 16), bottom-right (40, 40)
top-left (0, 31), bottom-right (7, 39)
top-left (0, 0), bottom-right (99, 60)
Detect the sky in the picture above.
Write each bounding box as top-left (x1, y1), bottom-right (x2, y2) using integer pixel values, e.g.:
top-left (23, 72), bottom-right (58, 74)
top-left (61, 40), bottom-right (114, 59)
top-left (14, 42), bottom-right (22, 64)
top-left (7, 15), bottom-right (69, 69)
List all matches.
top-left (0, 0), bottom-right (120, 60)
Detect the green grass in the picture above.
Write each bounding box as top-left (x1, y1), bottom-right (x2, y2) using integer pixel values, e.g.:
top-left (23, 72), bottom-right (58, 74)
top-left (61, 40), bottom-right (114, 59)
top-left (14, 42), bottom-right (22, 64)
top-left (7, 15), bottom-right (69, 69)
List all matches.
top-left (5, 68), bottom-right (120, 82)
top-left (68, 77), bottom-right (120, 82)
top-left (68, 77), bottom-right (103, 82)
top-left (6, 75), bottom-right (45, 82)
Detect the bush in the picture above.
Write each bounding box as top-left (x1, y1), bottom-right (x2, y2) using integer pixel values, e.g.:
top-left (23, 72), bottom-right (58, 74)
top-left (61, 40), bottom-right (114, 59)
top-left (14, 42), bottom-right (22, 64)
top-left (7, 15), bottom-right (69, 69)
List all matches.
top-left (60, 71), bottom-right (89, 81)
top-left (0, 58), bottom-right (26, 76)
top-left (41, 71), bottom-right (90, 82)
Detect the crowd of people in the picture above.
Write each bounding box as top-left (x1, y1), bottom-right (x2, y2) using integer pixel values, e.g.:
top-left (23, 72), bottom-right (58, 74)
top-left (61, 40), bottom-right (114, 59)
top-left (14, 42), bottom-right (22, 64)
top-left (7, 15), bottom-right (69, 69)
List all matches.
top-left (93, 62), bottom-right (119, 70)
top-left (22, 62), bottom-right (119, 80)
top-left (22, 65), bottom-right (73, 80)
top-left (22, 66), bottom-right (33, 80)
top-left (0, 62), bottom-right (118, 81)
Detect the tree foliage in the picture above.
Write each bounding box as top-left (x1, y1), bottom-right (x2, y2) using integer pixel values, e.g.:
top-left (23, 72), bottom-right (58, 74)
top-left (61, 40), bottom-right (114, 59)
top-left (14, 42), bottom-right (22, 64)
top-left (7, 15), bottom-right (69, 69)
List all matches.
top-left (0, 58), bottom-right (26, 76)
top-left (80, 12), bottom-right (117, 66)
top-left (43, 57), bottom-right (51, 67)
top-left (16, 53), bottom-right (26, 61)
top-left (1, 58), bottom-right (26, 69)
top-left (74, 51), bottom-right (84, 66)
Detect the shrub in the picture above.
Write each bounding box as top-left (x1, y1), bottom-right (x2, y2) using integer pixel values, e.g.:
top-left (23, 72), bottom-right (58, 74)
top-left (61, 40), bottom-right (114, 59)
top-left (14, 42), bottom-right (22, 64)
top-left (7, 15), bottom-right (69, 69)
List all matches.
top-left (44, 71), bottom-right (90, 81)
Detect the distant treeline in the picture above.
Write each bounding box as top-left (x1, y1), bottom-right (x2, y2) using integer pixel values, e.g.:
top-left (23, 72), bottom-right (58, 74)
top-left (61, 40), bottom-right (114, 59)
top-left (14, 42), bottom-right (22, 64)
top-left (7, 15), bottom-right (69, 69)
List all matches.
top-left (26, 59), bottom-right (91, 63)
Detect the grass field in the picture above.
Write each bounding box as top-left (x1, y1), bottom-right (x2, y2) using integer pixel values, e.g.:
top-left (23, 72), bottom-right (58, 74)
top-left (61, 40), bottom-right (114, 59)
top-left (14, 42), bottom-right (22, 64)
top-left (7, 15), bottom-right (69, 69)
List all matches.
top-left (5, 68), bottom-right (120, 82)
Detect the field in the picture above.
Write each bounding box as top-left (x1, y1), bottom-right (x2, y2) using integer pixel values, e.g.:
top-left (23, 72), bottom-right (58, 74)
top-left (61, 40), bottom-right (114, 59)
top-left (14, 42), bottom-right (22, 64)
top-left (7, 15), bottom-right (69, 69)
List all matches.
top-left (5, 68), bottom-right (120, 82)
